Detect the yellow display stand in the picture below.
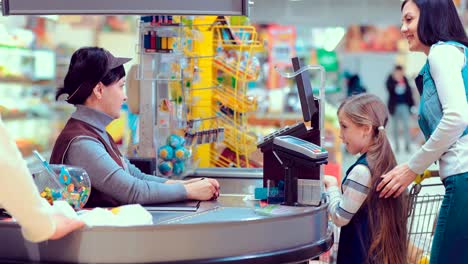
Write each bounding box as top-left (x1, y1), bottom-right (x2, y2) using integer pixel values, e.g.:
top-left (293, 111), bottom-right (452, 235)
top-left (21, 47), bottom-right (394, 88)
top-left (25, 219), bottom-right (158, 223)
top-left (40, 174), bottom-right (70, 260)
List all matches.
top-left (188, 17), bottom-right (263, 168)
top-left (191, 16), bottom-right (216, 167)
top-left (209, 23), bottom-right (262, 168)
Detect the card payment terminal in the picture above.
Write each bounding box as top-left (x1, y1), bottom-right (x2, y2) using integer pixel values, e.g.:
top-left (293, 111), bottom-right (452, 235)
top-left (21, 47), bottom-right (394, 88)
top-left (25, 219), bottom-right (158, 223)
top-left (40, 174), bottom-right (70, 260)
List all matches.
top-left (273, 135), bottom-right (328, 206)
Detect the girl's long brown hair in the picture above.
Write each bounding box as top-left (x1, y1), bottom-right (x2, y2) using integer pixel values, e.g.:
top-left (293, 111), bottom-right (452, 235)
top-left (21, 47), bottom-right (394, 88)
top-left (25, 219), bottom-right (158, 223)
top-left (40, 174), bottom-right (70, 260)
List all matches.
top-left (338, 93), bottom-right (408, 264)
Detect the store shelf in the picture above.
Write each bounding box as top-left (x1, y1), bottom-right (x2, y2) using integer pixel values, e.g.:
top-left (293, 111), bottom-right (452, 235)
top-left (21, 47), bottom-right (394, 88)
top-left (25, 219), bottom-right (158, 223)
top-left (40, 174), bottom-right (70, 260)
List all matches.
top-left (2, 115), bottom-right (45, 122)
top-left (247, 113), bottom-right (303, 127)
top-left (210, 148), bottom-right (259, 168)
top-left (212, 25), bottom-right (263, 52)
top-left (0, 78), bottom-right (54, 86)
top-left (213, 56), bottom-right (258, 81)
top-left (0, 44), bottom-right (31, 50)
top-left (139, 25), bottom-right (181, 37)
top-left (213, 85), bottom-right (257, 113)
top-left (207, 22), bottom-right (263, 168)
top-left (214, 111), bottom-right (257, 154)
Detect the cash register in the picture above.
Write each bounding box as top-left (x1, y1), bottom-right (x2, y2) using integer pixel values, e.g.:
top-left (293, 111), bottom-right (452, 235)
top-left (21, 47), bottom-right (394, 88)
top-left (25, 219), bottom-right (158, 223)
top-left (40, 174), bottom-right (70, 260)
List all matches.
top-left (273, 135), bottom-right (327, 206)
top-left (258, 57), bottom-right (328, 206)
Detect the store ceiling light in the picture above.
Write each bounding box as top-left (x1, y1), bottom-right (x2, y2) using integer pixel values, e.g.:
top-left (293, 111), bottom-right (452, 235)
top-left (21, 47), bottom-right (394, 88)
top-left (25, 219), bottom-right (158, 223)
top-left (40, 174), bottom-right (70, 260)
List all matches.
top-left (324, 27), bottom-right (345, 52)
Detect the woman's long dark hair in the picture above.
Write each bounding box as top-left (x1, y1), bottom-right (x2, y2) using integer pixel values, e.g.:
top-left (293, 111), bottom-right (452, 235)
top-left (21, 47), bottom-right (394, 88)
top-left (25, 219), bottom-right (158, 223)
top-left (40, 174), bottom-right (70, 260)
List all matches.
top-left (402, 0), bottom-right (468, 47)
top-left (338, 94), bottom-right (408, 264)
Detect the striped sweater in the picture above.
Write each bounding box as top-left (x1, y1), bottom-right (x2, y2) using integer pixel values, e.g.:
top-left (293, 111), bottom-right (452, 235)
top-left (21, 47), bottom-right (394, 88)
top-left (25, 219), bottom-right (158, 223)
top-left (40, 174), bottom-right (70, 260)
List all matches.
top-left (327, 163), bottom-right (372, 227)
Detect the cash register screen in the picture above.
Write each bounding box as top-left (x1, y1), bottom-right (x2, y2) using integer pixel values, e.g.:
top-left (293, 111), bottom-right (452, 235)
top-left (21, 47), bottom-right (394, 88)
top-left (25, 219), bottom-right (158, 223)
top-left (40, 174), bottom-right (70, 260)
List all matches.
top-left (291, 57), bottom-right (317, 122)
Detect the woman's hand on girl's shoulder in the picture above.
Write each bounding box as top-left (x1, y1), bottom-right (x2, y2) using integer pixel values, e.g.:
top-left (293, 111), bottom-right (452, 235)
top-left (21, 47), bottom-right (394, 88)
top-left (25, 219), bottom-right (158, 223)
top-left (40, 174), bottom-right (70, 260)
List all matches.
top-left (377, 164), bottom-right (417, 198)
top-left (323, 175), bottom-right (338, 189)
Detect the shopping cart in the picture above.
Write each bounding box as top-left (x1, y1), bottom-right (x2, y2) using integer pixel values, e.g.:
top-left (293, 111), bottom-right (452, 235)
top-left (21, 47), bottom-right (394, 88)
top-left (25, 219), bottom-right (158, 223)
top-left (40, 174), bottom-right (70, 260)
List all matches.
top-left (407, 170), bottom-right (444, 264)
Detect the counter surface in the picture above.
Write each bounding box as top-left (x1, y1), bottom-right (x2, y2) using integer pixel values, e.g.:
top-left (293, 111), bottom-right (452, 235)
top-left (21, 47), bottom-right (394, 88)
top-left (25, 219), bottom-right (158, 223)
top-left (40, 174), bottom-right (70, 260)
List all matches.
top-left (0, 195), bottom-right (332, 264)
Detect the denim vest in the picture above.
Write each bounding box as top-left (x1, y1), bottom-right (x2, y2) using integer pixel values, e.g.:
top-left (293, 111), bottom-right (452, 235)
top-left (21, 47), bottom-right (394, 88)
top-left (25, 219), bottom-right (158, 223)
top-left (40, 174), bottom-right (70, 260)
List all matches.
top-left (415, 41), bottom-right (468, 140)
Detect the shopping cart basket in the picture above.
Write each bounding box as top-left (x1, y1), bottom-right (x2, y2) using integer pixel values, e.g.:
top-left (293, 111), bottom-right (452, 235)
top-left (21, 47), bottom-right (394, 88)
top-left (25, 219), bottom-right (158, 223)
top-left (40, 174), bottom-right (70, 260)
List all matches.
top-left (407, 170), bottom-right (444, 264)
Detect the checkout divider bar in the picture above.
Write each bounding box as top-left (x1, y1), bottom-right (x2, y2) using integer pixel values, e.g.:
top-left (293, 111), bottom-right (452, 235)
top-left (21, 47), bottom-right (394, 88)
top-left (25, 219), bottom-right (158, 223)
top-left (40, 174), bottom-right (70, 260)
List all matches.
top-left (189, 167), bottom-right (263, 179)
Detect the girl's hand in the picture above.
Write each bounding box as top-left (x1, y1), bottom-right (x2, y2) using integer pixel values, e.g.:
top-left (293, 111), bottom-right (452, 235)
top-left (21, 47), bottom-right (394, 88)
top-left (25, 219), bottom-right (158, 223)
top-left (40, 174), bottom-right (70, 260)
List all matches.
top-left (377, 163), bottom-right (417, 198)
top-left (323, 175), bottom-right (338, 189)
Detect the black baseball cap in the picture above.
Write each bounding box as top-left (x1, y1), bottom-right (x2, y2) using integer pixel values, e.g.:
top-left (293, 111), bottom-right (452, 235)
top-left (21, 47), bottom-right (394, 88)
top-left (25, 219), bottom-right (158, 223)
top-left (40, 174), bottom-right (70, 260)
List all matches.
top-left (57, 47), bottom-right (131, 104)
top-left (105, 50), bottom-right (131, 71)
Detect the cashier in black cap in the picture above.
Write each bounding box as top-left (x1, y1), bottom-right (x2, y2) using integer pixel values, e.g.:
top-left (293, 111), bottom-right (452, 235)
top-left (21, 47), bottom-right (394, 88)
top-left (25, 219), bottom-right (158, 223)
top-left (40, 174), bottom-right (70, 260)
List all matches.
top-left (50, 47), bottom-right (219, 207)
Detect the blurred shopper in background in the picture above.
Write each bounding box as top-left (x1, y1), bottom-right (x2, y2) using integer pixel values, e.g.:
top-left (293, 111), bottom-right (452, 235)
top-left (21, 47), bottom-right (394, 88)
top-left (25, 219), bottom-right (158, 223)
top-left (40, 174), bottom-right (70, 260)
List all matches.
top-left (344, 71), bottom-right (366, 97)
top-left (386, 65), bottom-right (414, 153)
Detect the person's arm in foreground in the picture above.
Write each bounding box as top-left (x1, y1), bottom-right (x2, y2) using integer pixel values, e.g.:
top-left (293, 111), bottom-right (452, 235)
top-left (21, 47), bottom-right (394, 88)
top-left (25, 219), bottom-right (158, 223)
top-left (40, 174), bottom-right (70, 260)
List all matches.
top-left (0, 118), bottom-right (84, 242)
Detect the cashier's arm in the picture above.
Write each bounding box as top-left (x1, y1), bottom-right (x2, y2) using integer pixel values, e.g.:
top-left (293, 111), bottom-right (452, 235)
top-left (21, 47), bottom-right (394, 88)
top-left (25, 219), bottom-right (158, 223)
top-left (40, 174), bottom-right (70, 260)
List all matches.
top-left (325, 165), bottom-right (371, 227)
top-left (125, 160), bottom-right (218, 187)
top-left (68, 137), bottom-right (219, 203)
top-left (124, 158), bottom-right (220, 199)
top-left (67, 137), bottom-right (187, 204)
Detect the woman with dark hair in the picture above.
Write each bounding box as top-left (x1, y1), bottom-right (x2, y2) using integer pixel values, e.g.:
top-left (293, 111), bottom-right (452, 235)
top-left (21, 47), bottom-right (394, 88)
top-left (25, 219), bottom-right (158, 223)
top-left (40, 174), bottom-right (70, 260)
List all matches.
top-left (50, 47), bottom-right (219, 208)
top-left (377, 1), bottom-right (468, 263)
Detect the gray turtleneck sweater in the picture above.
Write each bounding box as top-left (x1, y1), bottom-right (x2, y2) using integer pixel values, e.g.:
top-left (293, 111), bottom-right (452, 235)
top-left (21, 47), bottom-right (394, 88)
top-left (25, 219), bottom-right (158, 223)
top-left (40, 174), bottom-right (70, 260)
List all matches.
top-left (64, 105), bottom-right (187, 204)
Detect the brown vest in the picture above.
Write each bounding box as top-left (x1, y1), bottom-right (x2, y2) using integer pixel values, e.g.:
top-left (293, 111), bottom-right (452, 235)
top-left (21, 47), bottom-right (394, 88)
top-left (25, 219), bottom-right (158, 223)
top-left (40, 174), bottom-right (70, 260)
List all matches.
top-left (50, 118), bottom-right (123, 208)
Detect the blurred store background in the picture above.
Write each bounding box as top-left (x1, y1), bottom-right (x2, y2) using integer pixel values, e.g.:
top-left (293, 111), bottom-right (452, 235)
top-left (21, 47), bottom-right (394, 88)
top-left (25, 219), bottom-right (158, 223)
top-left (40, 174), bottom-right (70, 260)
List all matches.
top-left (0, 0), bottom-right (465, 172)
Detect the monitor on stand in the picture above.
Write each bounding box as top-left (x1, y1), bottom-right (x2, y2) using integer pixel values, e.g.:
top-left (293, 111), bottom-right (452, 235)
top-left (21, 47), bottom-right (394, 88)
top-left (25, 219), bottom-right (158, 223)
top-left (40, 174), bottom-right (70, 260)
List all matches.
top-left (259, 57), bottom-right (322, 191)
top-left (291, 57), bottom-right (318, 122)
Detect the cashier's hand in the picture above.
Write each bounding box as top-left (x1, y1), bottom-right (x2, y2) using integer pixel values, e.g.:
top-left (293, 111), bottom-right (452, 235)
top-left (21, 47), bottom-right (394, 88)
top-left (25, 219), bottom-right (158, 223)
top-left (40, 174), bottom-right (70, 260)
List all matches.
top-left (49, 213), bottom-right (85, 240)
top-left (185, 179), bottom-right (217, 201)
top-left (206, 178), bottom-right (220, 200)
top-left (323, 175), bottom-right (338, 189)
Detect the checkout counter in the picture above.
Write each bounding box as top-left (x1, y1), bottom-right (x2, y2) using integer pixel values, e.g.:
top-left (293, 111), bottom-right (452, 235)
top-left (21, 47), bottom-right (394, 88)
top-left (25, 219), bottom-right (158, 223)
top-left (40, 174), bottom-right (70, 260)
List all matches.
top-left (0, 61), bottom-right (333, 264)
top-left (0, 191), bottom-right (332, 264)
top-left (0, 3), bottom-right (333, 263)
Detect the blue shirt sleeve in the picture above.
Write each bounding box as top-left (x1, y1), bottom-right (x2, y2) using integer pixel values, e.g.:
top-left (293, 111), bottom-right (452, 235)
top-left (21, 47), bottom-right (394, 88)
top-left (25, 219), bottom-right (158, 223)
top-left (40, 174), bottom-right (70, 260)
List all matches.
top-left (65, 136), bottom-right (187, 204)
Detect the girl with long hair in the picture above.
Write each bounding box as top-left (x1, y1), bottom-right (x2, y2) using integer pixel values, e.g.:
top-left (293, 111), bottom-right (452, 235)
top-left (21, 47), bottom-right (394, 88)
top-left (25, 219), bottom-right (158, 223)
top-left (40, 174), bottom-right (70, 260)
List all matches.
top-left (323, 93), bottom-right (407, 264)
top-left (378, 1), bottom-right (468, 263)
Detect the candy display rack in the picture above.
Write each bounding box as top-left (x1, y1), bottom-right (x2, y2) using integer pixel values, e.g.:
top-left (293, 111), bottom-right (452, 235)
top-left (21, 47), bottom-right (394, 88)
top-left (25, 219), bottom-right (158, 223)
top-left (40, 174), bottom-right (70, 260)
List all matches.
top-left (209, 23), bottom-right (262, 168)
top-left (135, 16), bottom-right (199, 177)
